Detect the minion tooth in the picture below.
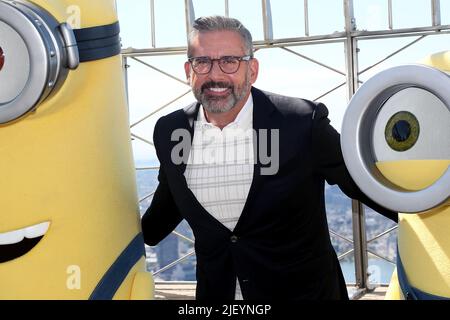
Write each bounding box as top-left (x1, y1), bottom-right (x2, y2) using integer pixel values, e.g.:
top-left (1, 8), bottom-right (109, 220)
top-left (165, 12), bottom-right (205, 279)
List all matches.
top-left (24, 222), bottom-right (50, 239)
top-left (0, 229), bottom-right (24, 245)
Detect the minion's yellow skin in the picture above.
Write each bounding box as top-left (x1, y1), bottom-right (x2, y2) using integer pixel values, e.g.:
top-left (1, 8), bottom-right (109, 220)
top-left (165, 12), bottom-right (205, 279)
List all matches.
top-left (0, 0), bottom-right (153, 299)
top-left (384, 52), bottom-right (450, 299)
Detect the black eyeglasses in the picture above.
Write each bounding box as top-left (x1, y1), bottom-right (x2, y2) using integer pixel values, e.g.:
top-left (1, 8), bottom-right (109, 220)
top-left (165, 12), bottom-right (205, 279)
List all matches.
top-left (188, 55), bottom-right (252, 74)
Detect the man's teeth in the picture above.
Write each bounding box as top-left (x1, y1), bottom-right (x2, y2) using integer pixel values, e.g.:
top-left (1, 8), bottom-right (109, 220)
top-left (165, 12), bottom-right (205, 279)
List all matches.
top-left (0, 222), bottom-right (50, 245)
top-left (209, 87), bottom-right (228, 92)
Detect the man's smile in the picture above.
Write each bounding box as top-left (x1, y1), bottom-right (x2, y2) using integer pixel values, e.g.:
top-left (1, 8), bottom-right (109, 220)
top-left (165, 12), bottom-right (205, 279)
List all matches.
top-left (204, 87), bottom-right (232, 97)
top-left (0, 221), bottom-right (50, 263)
top-left (208, 87), bottom-right (229, 93)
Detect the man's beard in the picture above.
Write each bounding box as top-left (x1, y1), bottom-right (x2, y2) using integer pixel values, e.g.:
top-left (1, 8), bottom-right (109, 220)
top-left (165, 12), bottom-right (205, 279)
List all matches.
top-left (193, 76), bottom-right (251, 114)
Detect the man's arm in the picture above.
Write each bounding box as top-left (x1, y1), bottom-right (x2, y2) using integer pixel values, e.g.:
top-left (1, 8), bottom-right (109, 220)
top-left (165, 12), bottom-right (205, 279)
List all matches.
top-left (311, 102), bottom-right (398, 222)
top-left (141, 165), bottom-right (183, 246)
top-left (141, 118), bottom-right (184, 246)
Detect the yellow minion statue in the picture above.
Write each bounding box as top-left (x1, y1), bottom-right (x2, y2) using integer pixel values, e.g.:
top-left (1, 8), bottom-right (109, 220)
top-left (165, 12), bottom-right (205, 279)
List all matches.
top-left (0, 0), bottom-right (154, 299)
top-left (341, 51), bottom-right (450, 300)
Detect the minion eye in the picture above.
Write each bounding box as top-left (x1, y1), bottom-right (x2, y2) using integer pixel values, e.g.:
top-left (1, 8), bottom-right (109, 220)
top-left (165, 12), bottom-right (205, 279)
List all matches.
top-left (385, 111), bottom-right (420, 152)
top-left (341, 64), bottom-right (450, 213)
top-left (0, 1), bottom-right (80, 124)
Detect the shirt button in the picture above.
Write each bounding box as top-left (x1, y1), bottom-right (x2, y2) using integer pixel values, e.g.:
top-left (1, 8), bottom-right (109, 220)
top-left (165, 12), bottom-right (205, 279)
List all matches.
top-left (230, 235), bottom-right (239, 243)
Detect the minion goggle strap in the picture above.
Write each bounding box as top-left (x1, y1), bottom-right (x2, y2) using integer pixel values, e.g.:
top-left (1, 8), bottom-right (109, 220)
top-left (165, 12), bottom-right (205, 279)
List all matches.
top-left (0, 0), bottom-right (121, 124)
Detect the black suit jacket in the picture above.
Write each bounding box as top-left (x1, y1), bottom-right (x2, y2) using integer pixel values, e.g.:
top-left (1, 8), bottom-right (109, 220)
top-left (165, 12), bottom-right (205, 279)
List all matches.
top-left (142, 87), bottom-right (397, 300)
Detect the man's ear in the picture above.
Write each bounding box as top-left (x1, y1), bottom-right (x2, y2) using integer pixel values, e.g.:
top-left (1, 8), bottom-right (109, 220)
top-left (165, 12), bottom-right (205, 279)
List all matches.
top-left (184, 61), bottom-right (191, 82)
top-left (249, 57), bottom-right (259, 85)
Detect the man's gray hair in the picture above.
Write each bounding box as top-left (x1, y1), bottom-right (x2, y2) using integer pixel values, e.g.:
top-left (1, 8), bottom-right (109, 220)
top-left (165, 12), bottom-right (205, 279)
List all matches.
top-left (187, 15), bottom-right (254, 58)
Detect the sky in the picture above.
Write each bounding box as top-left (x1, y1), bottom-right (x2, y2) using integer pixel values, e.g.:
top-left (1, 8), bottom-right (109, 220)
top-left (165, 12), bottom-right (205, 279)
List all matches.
top-left (115, 0), bottom-right (450, 165)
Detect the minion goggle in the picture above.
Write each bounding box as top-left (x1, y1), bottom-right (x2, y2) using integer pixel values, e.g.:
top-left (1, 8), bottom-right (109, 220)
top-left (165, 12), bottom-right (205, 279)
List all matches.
top-left (0, 0), bottom-right (121, 124)
top-left (341, 64), bottom-right (450, 213)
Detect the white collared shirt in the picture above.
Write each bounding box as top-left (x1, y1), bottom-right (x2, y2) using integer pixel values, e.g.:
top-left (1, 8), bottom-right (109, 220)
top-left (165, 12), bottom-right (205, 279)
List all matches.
top-left (184, 94), bottom-right (254, 300)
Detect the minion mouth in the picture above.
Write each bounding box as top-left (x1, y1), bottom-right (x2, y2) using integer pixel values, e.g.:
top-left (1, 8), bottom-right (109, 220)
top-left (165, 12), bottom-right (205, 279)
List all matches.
top-left (0, 222), bottom-right (50, 263)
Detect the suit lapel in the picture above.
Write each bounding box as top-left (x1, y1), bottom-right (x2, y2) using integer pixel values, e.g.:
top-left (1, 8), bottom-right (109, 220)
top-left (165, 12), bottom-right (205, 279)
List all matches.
top-left (172, 102), bottom-right (233, 233)
top-left (233, 87), bottom-right (280, 233)
top-left (166, 102), bottom-right (198, 176)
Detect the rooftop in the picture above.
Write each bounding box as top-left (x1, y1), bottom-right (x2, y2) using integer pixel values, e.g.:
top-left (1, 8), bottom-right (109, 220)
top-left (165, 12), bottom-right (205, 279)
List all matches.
top-left (154, 283), bottom-right (389, 300)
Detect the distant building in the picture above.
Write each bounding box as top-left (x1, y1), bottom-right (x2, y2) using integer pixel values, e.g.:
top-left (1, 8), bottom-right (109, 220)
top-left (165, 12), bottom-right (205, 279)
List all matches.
top-left (155, 233), bottom-right (179, 280)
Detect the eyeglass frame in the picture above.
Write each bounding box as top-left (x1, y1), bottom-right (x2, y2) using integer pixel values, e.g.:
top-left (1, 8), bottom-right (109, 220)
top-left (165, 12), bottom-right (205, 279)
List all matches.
top-left (187, 55), bottom-right (253, 75)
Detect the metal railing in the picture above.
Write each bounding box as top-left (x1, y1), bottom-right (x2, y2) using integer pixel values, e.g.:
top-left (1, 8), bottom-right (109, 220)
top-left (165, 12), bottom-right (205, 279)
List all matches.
top-left (120, 0), bottom-right (450, 298)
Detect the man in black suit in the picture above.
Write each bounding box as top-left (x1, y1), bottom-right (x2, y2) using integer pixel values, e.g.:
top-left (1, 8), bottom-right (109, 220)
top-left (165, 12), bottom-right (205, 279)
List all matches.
top-left (142, 15), bottom-right (397, 300)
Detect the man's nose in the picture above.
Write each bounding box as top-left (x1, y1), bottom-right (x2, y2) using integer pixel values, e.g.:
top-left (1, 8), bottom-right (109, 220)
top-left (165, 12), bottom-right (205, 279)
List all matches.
top-left (209, 60), bottom-right (225, 78)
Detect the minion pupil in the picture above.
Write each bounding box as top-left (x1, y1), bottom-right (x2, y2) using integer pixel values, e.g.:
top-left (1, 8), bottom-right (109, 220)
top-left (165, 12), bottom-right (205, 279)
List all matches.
top-left (392, 120), bottom-right (411, 142)
top-left (385, 111), bottom-right (420, 152)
